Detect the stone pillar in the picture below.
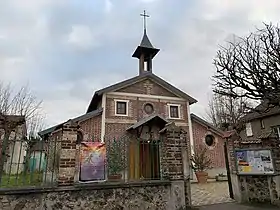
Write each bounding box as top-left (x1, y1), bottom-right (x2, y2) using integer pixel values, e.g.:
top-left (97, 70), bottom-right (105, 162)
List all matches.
top-left (160, 122), bottom-right (191, 209)
top-left (58, 120), bottom-right (78, 186)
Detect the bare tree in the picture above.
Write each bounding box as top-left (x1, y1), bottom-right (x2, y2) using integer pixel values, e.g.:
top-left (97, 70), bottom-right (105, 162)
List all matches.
top-left (206, 92), bottom-right (252, 130)
top-left (0, 82), bottom-right (44, 137)
top-left (0, 82), bottom-right (44, 181)
top-left (213, 23), bottom-right (280, 109)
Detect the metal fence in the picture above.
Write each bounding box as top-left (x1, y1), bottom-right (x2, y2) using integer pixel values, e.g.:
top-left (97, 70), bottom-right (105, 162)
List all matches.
top-left (79, 135), bottom-right (165, 183)
top-left (0, 134), bottom-right (166, 189)
top-left (0, 136), bottom-right (59, 189)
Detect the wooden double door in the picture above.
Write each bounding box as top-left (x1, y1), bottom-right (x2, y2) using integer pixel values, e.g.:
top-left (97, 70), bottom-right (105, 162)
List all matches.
top-left (128, 140), bottom-right (160, 180)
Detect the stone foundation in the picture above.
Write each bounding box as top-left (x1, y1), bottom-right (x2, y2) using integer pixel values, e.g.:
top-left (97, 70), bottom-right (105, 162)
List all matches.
top-left (0, 181), bottom-right (188, 210)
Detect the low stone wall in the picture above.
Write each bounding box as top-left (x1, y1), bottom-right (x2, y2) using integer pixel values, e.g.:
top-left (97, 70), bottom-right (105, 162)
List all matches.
top-left (239, 175), bottom-right (271, 203)
top-left (0, 181), bottom-right (182, 210)
top-left (226, 134), bottom-right (280, 206)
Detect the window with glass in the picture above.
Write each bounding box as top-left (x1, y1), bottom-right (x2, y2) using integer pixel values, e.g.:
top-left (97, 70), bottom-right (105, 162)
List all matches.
top-left (144, 103), bottom-right (154, 114)
top-left (272, 126), bottom-right (280, 139)
top-left (169, 105), bottom-right (180, 119)
top-left (116, 101), bottom-right (127, 115)
top-left (246, 122), bottom-right (253, 137)
top-left (260, 119), bottom-right (265, 129)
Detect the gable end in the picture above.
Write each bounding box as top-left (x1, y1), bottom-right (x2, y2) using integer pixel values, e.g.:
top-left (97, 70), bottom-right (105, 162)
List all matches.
top-left (115, 78), bottom-right (178, 98)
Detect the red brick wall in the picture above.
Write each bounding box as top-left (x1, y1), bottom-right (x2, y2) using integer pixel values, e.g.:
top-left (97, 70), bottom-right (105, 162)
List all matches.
top-left (192, 120), bottom-right (226, 169)
top-left (116, 79), bottom-right (178, 97)
top-left (105, 97), bottom-right (188, 122)
top-left (104, 79), bottom-right (190, 141)
top-left (79, 114), bottom-right (102, 141)
top-left (104, 123), bottom-right (134, 140)
top-left (104, 96), bottom-right (188, 137)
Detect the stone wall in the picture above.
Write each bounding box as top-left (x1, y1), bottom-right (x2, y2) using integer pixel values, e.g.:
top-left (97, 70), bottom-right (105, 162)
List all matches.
top-left (0, 121), bottom-right (192, 210)
top-left (0, 182), bottom-right (175, 210)
top-left (226, 132), bottom-right (280, 205)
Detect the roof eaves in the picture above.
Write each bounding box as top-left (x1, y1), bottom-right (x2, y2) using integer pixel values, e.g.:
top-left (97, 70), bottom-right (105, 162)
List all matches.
top-left (38, 108), bottom-right (103, 137)
top-left (88, 72), bottom-right (198, 111)
top-left (149, 74), bottom-right (197, 104)
top-left (127, 114), bottom-right (168, 131)
top-left (95, 73), bottom-right (149, 95)
top-left (73, 108), bottom-right (103, 123)
top-left (191, 113), bottom-right (224, 136)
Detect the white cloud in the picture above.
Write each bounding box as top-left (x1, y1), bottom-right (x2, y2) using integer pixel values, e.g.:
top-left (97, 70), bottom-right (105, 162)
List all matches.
top-left (200, 0), bottom-right (280, 22)
top-left (139, 0), bottom-right (159, 2)
top-left (155, 0), bottom-right (280, 119)
top-left (2, 0), bottom-right (280, 128)
top-left (67, 25), bottom-right (99, 50)
top-left (105, 0), bottom-right (113, 14)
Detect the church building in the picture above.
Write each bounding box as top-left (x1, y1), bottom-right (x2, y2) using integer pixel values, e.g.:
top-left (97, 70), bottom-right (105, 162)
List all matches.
top-left (39, 14), bottom-right (226, 178)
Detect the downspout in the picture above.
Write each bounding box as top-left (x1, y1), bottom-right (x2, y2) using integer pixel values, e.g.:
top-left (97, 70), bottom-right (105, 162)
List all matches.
top-left (186, 101), bottom-right (195, 180)
top-left (101, 94), bottom-right (106, 143)
top-left (186, 101), bottom-right (194, 156)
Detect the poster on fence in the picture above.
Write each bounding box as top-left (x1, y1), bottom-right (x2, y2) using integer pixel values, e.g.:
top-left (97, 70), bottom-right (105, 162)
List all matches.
top-left (236, 149), bottom-right (274, 175)
top-left (79, 142), bottom-right (106, 182)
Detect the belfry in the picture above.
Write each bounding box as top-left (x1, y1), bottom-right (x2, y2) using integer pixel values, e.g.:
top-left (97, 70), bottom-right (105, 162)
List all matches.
top-left (132, 10), bottom-right (160, 75)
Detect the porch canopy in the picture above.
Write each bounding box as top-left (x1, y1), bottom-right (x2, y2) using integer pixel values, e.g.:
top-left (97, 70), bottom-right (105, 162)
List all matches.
top-left (126, 114), bottom-right (168, 180)
top-left (126, 114), bottom-right (168, 132)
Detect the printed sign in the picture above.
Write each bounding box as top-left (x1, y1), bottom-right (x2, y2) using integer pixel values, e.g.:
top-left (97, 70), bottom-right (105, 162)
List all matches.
top-left (236, 149), bottom-right (274, 175)
top-left (79, 142), bottom-right (106, 182)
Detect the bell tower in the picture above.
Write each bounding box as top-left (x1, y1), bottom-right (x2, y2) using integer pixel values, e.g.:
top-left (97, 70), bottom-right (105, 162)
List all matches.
top-left (132, 10), bottom-right (160, 75)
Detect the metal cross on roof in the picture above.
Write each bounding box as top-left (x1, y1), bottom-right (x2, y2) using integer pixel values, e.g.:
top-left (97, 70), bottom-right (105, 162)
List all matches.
top-left (140, 10), bottom-right (150, 31)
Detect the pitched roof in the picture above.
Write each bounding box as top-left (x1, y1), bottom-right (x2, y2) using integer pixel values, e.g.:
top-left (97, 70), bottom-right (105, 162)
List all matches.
top-left (38, 108), bottom-right (103, 137)
top-left (241, 101), bottom-right (280, 121)
top-left (190, 113), bottom-right (224, 136)
top-left (126, 114), bottom-right (168, 131)
top-left (87, 72), bottom-right (197, 112)
top-left (132, 29), bottom-right (160, 60)
top-left (257, 130), bottom-right (277, 139)
top-left (140, 30), bottom-right (154, 48)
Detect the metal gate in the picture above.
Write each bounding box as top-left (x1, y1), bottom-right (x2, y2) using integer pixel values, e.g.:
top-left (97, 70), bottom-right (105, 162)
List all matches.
top-left (224, 141), bottom-right (234, 199)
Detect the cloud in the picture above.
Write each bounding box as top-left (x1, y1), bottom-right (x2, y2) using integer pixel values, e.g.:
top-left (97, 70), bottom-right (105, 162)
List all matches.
top-left (1, 0), bottom-right (280, 128)
top-left (67, 25), bottom-right (99, 50)
top-left (105, 0), bottom-right (113, 13)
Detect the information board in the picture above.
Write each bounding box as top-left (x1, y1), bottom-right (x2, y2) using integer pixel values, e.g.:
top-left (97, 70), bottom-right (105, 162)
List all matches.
top-left (235, 149), bottom-right (274, 175)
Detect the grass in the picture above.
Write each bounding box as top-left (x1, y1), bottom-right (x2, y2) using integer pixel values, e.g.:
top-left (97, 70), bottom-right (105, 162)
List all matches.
top-left (0, 172), bottom-right (44, 188)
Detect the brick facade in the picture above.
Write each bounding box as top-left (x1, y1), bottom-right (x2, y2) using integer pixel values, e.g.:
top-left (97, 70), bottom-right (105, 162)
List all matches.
top-left (104, 78), bottom-right (189, 140)
top-left (105, 95), bottom-right (188, 122)
top-left (79, 114), bottom-right (102, 141)
top-left (42, 75), bottom-right (225, 177)
top-left (116, 79), bottom-right (178, 97)
top-left (192, 121), bottom-right (226, 169)
top-left (58, 121), bottom-right (78, 186)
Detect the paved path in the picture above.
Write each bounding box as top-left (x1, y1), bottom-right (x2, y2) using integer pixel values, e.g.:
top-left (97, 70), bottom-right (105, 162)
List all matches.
top-left (199, 202), bottom-right (278, 210)
top-left (191, 181), bottom-right (234, 206)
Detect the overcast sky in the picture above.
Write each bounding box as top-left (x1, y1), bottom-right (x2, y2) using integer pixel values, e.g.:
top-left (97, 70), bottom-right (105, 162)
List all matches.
top-left (0, 0), bottom-right (279, 128)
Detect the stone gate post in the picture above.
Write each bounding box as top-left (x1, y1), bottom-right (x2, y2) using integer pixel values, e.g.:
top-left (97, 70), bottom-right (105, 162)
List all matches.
top-left (160, 122), bottom-right (191, 209)
top-left (58, 120), bottom-right (78, 186)
top-left (225, 131), bottom-right (280, 206)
